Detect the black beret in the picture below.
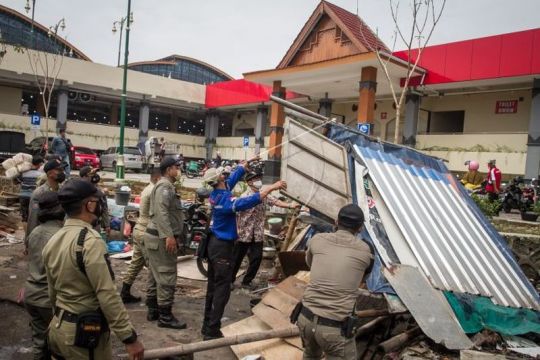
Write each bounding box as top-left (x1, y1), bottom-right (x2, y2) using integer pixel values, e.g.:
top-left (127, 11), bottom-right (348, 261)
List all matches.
top-left (32, 155), bottom-right (45, 166)
top-left (244, 171), bottom-right (262, 182)
top-left (337, 204), bottom-right (364, 228)
top-left (79, 166), bottom-right (97, 178)
top-left (159, 157), bottom-right (180, 172)
top-left (58, 179), bottom-right (102, 204)
top-left (44, 159), bottom-right (66, 173)
top-left (38, 191), bottom-right (60, 210)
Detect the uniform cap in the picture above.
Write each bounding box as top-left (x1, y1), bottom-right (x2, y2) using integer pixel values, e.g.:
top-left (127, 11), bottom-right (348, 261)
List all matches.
top-left (244, 171), bottom-right (262, 182)
top-left (38, 191), bottom-right (61, 210)
top-left (79, 166), bottom-right (98, 178)
top-left (337, 204), bottom-right (364, 228)
top-left (159, 157), bottom-right (181, 172)
top-left (58, 178), bottom-right (102, 204)
top-left (44, 159), bottom-right (66, 173)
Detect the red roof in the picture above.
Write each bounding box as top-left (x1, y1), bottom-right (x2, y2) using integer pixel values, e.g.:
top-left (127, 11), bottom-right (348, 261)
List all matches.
top-left (323, 1), bottom-right (389, 53)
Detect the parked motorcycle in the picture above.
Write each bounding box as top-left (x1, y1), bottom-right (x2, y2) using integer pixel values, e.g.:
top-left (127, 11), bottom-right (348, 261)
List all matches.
top-left (501, 176), bottom-right (523, 213)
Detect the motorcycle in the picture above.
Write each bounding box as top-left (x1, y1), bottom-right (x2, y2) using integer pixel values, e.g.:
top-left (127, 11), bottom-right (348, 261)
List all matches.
top-left (501, 176), bottom-right (523, 213)
top-left (180, 187), bottom-right (210, 277)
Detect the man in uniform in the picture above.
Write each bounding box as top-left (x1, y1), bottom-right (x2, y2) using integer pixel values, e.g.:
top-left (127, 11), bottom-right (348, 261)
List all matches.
top-left (121, 168), bottom-right (161, 304)
top-left (79, 166), bottom-right (110, 235)
top-left (143, 158), bottom-right (186, 329)
top-left (24, 191), bottom-right (64, 359)
top-left (297, 204), bottom-right (373, 360)
top-left (42, 179), bottom-right (144, 360)
top-left (201, 162), bottom-right (286, 340)
top-left (18, 155), bottom-right (44, 222)
top-left (25, 159), bottom-right (66, 253)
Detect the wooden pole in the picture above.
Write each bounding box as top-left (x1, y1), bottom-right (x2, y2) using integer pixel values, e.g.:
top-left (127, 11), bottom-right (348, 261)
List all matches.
top-left (120, 326), bottom-right (300, 359)
top-left (281, 208), bottom-right (301, 251)
top-left (377, 326), bottom-right (422, 353)
top-left (355, 316), bottom-right (389, 337)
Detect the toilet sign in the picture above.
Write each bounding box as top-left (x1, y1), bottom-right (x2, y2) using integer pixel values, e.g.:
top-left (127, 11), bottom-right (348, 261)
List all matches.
top-left (243, 136), bottom-right (249, 149)
top-left (30, 114), bottom-right (41, 130)
top-left (357, 123), bottom-right (372, 135)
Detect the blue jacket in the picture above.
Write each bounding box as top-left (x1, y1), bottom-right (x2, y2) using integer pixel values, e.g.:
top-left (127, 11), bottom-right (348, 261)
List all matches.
top-left (209, 166), bottom-right (261, 241)
top-left (51, 136), bottom-right (68, 157)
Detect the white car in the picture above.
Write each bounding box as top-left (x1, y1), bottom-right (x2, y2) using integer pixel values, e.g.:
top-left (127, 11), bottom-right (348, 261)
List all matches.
top-left (100, 146), bottom-right (144, 172)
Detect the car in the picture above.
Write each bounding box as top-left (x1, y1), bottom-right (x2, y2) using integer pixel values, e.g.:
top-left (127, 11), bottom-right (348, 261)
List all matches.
top-left (71, 146), bottom-right (100, 170)
top-left (100, 146), bottom-right (144, 172)
top-left (0, 131), bottom-right (26, 161)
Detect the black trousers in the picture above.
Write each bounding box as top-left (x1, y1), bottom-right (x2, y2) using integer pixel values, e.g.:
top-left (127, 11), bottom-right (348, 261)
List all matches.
top-left (203, 235), bottom-right (234, 333)
top-left (20, 196), bottom-right (30, 222)
top-left (231, 241), bottom-right (263, 286)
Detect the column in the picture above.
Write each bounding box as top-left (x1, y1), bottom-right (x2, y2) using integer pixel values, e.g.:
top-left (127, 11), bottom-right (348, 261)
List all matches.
top-left (170, 111), bottom-right (178, 133)
top-left (266, 81), bottom-right (286, 183)
top-left (255, 105), bottom-right (268, 154)
top-left (525, 79), bottom-right (540, 179)
top-left (402, 93), bottom-right (421, 147)
top-left (137, 102), bottom-right (150, 155)
top-left (55, 89), bottom-right (68, 131)
top-left (318, 93), bottom-right (333, 118)
top-left (357, 67), bottom-right (377, 133)
top-left (110, 103), bottom-right (119, 126)
top-left (205, 110), bottom-right (219, 160)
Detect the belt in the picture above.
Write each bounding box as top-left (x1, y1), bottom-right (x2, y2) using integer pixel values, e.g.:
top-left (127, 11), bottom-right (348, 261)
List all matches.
top-left (146, 228), bottom-right (180, 238)
top-left (54, 308), bottom-right (79, 323)
top-left (301, 306), bottom-right (344, 328)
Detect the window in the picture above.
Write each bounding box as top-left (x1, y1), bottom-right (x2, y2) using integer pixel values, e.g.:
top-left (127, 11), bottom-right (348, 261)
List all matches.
top-left (125, 147), bottom-right (141, 155)
top-left (76, 147), bottom-right (95, 155)
top-left (427, 110), bottom-right (465, 133)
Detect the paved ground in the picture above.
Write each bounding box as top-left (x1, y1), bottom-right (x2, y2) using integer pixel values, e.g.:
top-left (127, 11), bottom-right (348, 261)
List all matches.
top-left (99, 170), bottom-right (203, 189)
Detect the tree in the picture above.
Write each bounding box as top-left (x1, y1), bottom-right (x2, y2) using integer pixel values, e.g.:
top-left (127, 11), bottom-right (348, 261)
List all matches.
top-left (25, 18), bottom-right (70, 144)
top-left (360, 0), bottom-right (446, 144)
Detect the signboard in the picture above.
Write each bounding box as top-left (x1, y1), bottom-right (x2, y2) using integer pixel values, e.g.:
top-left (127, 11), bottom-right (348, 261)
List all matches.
top-left (30, 114), bottom-right (41, 130)
top-left (495, 100), bottom-right (518, 114)
top-left (357, 123), bottom-right (372, 135)
top-left (242, 135), bottom-right (249, 149)
top-left (380, 112), bottom-right (387, 120)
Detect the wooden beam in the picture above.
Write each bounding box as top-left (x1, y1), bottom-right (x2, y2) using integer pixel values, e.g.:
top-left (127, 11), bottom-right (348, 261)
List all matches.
top-left (357, 66), bottom-right (377, 125)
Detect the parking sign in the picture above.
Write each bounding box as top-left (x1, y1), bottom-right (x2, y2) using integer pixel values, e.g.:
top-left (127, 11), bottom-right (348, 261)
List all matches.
top-left (30, 114), bottom-right (41, 130)
top-left (357, 123), bottom-right (371, 135)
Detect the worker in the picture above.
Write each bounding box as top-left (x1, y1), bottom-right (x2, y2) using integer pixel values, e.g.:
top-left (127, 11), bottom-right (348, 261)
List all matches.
top-left (201, 161), bottom-right (286, 340)
top-left (231, 171), bottom-right (299, 289)
top-left (296, 204), bottom-right (373, 360)
top-left (461, 160), bottom-right (483, 191)
top-left (486, 160), bottom-right (502, 202)
top-left (42, 179), bottom-right (144, 360)
top-left (143, 158), bottom-right (187, 329)
top-left (23, 191), bottom-right (64, 359)
top-left (25, 159), bottom-right (66, 253)
top-left (79, 166), bottom-right (110, 236)
top-left (121, 168), bottom-right (161, 304)
top-left (18, 155), bottom-right (44, 222)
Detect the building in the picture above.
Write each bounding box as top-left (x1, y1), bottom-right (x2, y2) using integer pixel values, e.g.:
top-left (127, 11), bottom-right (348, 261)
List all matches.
top-left (0, 2), bottom-right (538, 177)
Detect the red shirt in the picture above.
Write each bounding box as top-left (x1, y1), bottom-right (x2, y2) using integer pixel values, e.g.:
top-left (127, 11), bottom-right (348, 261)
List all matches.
top-left (485, 167), bottom-right (501, 193)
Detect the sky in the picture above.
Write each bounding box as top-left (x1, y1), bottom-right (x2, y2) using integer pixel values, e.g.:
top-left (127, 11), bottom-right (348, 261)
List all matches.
top-left (2, 0), bottom-right (540, 78)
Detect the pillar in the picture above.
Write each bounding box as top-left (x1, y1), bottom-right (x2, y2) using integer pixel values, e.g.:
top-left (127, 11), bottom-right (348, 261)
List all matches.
top-left (525, 79), bottom-right (540, 179)
top-left (110, 103), bottom-right (119, 126)
top-left (255, 105), bottom-right (268, 154)
top-left (205, 110), bottom-right (219, 160)
top-left (137, 102), bottom-right (150, 155)
top-left (402, 93), bottom-right (421, 147)
top-left (266, 81), bottom-right (286, 183)
top-left (170, 111), bottom-right (178, 133)
top-left (56, 89), bottom-right (68, 131)
top-left (318, 93), bottom-right (333, 118)
top-left (357, 67), bottom-right (377, 132)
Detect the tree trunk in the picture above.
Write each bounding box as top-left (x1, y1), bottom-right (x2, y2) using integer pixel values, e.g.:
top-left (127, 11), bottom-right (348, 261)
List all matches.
top-left (393, 105), bottom-right (401, 144)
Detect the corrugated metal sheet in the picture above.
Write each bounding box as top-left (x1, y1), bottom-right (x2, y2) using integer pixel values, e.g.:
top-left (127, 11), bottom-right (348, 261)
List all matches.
top-left (353, 143), bottom-right (540, 311)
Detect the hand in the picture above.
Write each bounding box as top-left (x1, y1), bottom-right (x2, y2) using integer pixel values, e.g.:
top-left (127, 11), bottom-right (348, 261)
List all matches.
top-left (165, 237), bottom-right (177, 254)
top-left (105, 227), bottom-right (111, 237)
top-left (125, 340), bottom-right (144, 360)
top-left (290, 202), bottom-right (301, 209)
top-left (272, 180), bottom-right (287, 191)
top-left (247, 155), bottom-right (260, 163)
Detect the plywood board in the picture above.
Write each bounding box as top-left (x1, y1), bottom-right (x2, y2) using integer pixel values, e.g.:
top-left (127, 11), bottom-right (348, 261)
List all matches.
top-left (252, 303), bottom-right (303, 349)
top-left (261, 288), bottom-right (299, 316)
top-left (276, 275), bottom-right (308, 301)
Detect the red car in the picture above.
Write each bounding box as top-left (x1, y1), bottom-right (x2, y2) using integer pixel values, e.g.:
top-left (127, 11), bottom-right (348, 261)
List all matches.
top-left (71, 146), bottom-right (100, 170)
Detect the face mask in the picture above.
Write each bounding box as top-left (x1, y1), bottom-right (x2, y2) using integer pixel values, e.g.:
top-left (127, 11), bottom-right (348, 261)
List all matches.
top-left (55, 172), bottom-right (66, 183)
top-left (91, 174), bottom-right (101, 184)
top-left (252, 180), bottom-right (263, 190)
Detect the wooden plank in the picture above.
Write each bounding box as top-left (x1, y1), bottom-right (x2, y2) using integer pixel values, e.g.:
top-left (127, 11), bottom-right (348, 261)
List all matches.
top-left (252, 303), bottom-right (303, 349)
top-left (261, 288), bottom-right (299, 316)
top-left (275, 275), bottom-right (308, 301)
top-left (460, 350), bottom-right (507, 360)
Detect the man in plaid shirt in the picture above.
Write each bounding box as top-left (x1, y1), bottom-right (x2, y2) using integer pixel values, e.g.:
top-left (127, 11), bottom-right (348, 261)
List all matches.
top-left (232, 171), bottom-right (299, 289)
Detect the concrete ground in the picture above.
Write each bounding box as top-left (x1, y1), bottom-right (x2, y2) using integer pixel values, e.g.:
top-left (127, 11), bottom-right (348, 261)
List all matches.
top-left (99, 170), bottom-right (203, 189)
top-left (0, 230), bottom-right (269, 360)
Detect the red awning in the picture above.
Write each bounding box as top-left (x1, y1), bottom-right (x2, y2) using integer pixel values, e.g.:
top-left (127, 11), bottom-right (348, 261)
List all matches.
top-left (205, 79), bottom-right (302, 108)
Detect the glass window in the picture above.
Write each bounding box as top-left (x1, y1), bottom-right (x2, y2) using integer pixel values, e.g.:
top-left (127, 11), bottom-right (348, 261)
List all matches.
top-left (124, 147), bottom-right (141, 155)
top-left (75, 147), bottom-right (95, 155)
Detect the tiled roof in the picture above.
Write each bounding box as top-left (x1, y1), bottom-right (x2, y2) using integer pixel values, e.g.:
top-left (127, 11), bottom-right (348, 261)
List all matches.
top-left (323, 1), bottom-right (389, 52)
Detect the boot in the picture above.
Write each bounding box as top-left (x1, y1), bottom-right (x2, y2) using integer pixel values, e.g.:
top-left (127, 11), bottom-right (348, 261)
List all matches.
top-left (203, 329), bottom-right (224, 341)
top-left (146, 297), bottom-right (159, 321)
top-left (121, 282), bottom-right (141, 303)
top-left (157, 306), bottom-right (187, 330)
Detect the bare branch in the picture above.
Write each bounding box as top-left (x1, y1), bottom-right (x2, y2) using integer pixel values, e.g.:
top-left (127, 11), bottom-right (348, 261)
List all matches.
top-left (390, 0), bottom-right (409, 46)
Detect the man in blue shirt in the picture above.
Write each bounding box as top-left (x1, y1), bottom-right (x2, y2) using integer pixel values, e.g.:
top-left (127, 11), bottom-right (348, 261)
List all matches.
top-left (201, 160), bottom-right (286, 340)
top-left (50, 128), bottom-right (71, 176)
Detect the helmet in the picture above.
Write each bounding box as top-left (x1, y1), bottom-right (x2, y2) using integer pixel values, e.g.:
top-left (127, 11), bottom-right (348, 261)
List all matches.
top-left (244, 171), bottom-right (261, 182)
top-left (468, 160), bottom-right (479, 171)
top-left (203, 167), bottom-right (222, 186)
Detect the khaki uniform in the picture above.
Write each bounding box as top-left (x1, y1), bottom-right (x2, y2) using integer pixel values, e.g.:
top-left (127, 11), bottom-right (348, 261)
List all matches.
top-left (25, 182), bottom-right (58, 248)
top-left (299, 230), bottom-right (373, 360)
top-left (144, 178), bottom-right (184, 306)
top-left (24, 220), bottom-right (62, 360)
top-left (43, 219), bottom-right (136, 360)
top-left (123, 183), bottom-right (154, 285)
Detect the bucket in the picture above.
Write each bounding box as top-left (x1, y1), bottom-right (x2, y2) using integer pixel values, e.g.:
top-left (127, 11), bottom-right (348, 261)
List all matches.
top-left (267, 217), bottom-right (283, 235)
top-left (115, 190), bottom-right (131, 206)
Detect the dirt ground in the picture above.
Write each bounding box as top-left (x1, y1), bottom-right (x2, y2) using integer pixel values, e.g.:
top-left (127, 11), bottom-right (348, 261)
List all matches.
top-left (0, 228), bottom-right (272, 360)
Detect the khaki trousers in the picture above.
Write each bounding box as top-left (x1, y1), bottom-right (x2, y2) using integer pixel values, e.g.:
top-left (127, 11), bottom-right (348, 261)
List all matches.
top-left (143, 232), bottom-right (178, 306)
top-left (24, 303), bottom-right (53, 360)
top-left (123, 226), bottom-right (147, 285)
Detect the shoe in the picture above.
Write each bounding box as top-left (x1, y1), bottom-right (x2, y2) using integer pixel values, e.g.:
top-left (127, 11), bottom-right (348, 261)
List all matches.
top-left (203, 329), bottom-right (224, 341)
top-left (146, 297), bottom-right (159, 321)
top-left (121, 282), bottom-right (141, 304)
top-left (157, 306), bottom-right (187, 330)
